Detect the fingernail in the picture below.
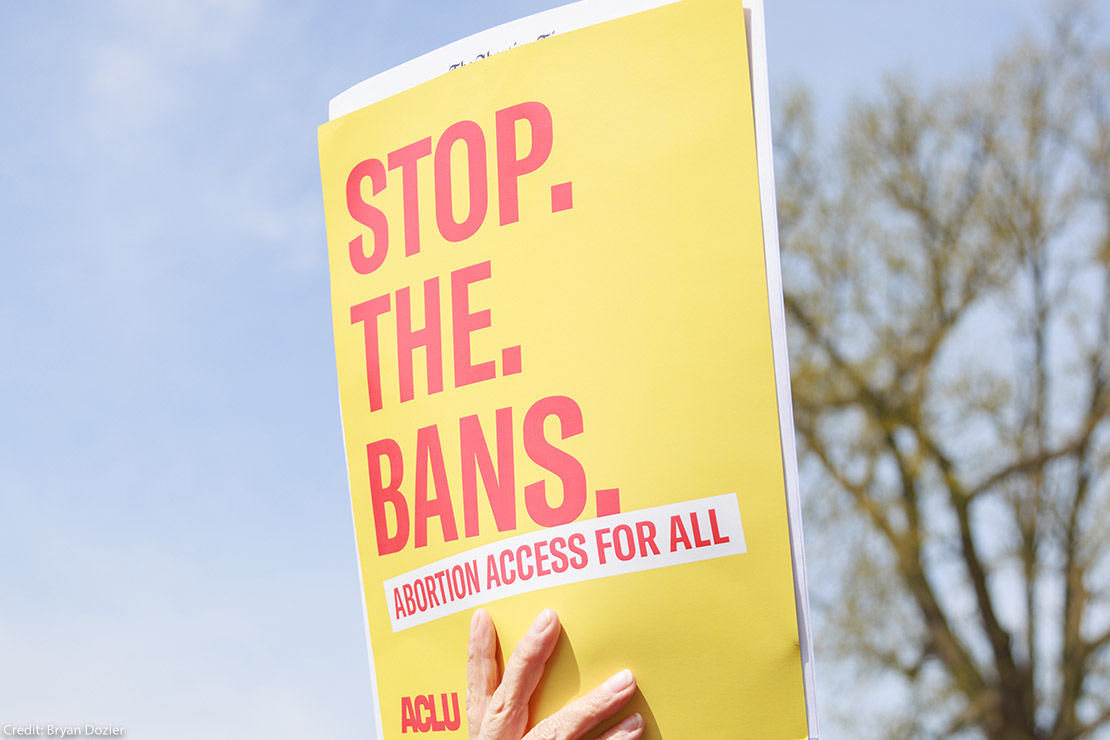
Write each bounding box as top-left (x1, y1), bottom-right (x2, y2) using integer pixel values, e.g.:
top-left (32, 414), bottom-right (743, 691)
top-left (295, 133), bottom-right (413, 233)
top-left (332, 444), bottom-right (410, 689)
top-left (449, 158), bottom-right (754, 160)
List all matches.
top-left (471, 609), bottom-right (482, 629)
top-left (604, 669), bottom-right (634, 692)
top-left (529, 608), bottom-right (554, 634)
top-left (615, 713), bottom-right (643, 732)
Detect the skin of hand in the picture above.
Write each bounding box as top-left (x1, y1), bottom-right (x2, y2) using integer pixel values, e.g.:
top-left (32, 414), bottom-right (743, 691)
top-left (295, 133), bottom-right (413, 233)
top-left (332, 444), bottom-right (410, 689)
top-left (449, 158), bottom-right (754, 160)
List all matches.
top-left (466, 608), bottom-right (644, 740)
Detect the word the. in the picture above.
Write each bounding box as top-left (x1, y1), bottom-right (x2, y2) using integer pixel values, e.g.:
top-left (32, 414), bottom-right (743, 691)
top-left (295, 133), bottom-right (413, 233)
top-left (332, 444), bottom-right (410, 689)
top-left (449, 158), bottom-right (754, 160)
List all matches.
top-left (350, 260), bottom-right (519, 413)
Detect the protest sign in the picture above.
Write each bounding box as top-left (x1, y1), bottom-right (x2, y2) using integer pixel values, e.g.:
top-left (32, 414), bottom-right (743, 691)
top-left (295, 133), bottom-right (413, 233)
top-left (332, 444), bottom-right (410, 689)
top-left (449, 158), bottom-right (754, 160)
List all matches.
top-left (318, 1), bottom-right (817, 738)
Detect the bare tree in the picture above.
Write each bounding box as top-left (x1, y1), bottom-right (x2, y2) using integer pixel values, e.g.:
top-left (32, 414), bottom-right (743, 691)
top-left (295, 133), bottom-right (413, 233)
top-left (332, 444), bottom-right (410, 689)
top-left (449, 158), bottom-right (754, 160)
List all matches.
top-left (776, 8), bottom-right (1110, 740)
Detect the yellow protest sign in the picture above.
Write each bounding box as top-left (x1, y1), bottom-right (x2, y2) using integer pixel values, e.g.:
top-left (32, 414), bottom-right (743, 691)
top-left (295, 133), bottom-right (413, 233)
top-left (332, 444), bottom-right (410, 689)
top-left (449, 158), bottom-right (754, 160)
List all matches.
top-left (318, 1), bottom-right (816, 738)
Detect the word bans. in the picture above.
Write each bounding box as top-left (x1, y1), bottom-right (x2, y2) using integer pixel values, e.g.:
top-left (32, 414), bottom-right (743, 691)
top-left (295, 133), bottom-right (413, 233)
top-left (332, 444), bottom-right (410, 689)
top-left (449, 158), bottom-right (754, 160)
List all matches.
top-left (368, 395), bottom-right (618, 555)
top-left (347, 101), bottom-right (570, 274)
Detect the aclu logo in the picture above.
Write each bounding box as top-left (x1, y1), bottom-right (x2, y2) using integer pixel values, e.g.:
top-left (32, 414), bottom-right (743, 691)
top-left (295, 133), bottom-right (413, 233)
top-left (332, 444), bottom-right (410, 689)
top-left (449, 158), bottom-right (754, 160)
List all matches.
top-left (401, 692), bottom-right (461, 733)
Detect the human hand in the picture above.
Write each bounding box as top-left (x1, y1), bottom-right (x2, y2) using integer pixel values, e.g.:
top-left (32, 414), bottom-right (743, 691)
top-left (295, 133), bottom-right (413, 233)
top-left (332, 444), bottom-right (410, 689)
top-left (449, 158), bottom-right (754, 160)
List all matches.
top-left (466, 608), bottom-right (644, 740)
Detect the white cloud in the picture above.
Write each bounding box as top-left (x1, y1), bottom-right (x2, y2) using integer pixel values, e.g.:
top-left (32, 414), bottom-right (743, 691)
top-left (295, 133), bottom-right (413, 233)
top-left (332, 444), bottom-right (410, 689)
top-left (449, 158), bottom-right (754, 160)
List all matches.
top-left (86, 42), bottom-right (176, 136)
top-left (82, 0), bottom-right (264, 137)
top-left (110, 0), bottom-right (264, 59)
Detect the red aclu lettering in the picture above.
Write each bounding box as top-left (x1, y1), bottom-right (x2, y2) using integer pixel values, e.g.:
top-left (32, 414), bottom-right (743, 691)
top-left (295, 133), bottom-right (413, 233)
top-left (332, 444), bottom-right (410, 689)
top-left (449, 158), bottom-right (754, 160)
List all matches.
top-left (401, 692), bottom-right (461, 733)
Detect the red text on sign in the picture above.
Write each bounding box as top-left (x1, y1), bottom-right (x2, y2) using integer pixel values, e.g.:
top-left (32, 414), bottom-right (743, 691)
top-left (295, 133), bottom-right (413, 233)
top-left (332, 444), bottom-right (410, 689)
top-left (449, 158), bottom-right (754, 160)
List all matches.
top-left (350, 260), bottom-right (519, 412)
top-left (595, 521), bottom-right (661, 565)
top-left (669, 509), bottom-right (731, 552)
top-left (401, 692), bottom-right (461, 733)
top-left (367, 396), bottom-right (603, 556)
top-left (345, 102), bottom-right (564, 274)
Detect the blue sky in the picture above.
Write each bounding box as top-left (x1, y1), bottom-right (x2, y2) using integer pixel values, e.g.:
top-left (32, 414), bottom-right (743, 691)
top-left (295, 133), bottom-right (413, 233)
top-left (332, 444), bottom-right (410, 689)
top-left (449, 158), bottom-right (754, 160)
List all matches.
top-left (0, 1), bottom-right (1098, 737)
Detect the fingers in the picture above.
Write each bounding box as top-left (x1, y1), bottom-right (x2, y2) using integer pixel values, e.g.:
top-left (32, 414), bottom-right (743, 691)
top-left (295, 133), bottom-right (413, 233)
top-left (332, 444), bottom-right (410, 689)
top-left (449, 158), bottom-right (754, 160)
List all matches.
top-left (467, 608), bottom-right (499, 738)
top-left (467, 609), bottom-right (643, 740)
top-left (480, 608), bottom-right (561, 740)
top-left (523, 669), bottom-right (640, 740)
top-left (594, 712), bottom-right (645, 740)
